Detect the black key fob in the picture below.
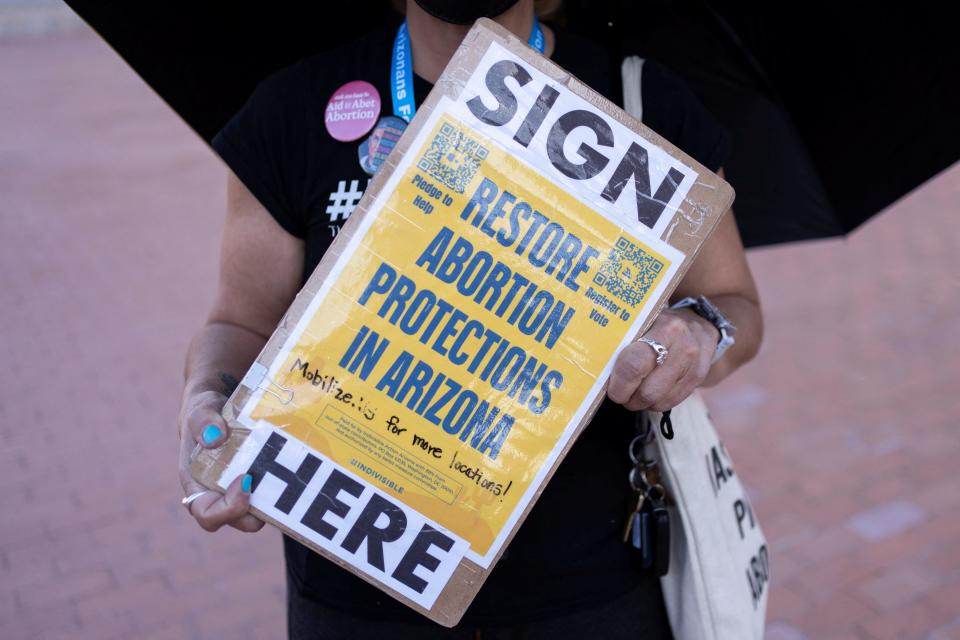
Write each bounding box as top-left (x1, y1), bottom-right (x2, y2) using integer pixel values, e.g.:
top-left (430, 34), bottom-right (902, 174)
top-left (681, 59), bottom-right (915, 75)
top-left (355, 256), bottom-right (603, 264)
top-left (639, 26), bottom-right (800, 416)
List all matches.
top-left (651, 504), bottom-right (671, 577)
top-left (639, 510), bottom-right (654, 568)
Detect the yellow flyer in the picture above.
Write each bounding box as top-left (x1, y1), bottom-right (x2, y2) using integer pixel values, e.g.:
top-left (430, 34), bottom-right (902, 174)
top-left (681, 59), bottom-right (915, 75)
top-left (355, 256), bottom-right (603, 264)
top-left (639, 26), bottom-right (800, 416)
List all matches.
top-left (235, 99), bottom-right (682, 554)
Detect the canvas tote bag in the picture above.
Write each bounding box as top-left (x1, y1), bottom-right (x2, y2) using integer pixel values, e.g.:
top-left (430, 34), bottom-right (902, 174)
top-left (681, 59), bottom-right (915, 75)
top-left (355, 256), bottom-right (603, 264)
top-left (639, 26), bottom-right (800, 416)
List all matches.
top-left (647, 394), bottom-right (768, 640)
top-left (622, 56), bottom-right (769, 639)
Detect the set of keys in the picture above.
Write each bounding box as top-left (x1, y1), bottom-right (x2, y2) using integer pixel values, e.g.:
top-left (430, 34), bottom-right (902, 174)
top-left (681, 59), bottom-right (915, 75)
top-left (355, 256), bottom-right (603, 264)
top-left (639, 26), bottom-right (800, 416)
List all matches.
top-left (622, 415), bottom-right (671, 577)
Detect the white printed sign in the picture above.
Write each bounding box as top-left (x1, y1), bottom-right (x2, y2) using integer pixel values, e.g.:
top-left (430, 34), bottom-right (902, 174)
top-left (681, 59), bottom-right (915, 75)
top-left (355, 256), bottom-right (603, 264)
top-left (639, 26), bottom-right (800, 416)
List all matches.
top-left (192, 19), bottom-right (734, 625)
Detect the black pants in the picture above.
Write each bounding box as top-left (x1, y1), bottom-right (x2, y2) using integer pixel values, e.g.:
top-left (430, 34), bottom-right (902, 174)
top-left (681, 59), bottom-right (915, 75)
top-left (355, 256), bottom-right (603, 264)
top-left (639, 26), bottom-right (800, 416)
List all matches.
top-left (287, 578), bottom-right (674, 640)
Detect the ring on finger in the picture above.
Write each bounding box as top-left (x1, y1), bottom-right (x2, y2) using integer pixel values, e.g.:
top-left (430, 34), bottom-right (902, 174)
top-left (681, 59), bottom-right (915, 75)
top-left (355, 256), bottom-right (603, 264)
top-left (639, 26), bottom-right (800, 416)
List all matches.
top-left (639, 337), bottom-right (669, 366)
top-left (181, 490), bottom-right (210, 515)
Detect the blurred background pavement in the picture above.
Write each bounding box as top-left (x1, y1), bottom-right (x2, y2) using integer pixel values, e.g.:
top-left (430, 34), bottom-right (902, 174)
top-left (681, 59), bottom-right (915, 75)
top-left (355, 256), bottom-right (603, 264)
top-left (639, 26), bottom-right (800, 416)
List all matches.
top-left (1, 11), bottom-right (958, 640)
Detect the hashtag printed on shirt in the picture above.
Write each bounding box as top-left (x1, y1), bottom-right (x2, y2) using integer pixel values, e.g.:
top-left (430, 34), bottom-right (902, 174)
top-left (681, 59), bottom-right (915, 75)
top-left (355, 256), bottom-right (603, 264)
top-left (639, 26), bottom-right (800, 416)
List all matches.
top-left (325, 179), bottom-right (371, 236)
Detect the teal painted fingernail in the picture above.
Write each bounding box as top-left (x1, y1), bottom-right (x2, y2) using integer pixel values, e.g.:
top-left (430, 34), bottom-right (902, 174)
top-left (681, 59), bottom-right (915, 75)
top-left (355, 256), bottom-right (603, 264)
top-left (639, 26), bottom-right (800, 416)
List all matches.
top-left (242, 474), bottom-right (253, 493)
top-left (201, 424), bottom-right (223, 445)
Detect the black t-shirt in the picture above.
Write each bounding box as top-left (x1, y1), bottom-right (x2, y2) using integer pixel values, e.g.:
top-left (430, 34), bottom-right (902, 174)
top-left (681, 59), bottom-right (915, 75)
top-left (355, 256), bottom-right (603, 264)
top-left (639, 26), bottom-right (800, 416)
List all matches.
top-left (214, 22), bottom-right (730, 628)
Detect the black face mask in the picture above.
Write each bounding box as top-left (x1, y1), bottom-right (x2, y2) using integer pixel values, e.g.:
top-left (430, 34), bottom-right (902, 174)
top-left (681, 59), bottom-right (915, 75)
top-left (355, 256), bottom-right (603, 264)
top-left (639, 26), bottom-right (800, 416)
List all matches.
top-left (413, 0), bottom-right (523, 25)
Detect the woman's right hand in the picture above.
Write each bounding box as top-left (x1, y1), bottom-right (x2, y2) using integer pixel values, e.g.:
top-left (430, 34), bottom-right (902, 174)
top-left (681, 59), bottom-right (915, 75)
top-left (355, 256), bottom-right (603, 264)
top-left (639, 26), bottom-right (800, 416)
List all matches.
top-left (177, 172), bottom-right (304, 534)
top-left (178, 389), bottom-right (264, 533)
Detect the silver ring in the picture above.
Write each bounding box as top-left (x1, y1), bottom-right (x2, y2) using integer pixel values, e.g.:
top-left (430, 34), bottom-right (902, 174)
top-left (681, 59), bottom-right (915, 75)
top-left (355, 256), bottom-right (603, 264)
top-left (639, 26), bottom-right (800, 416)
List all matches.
top-left (181, 490), bottom-right (209, 514)
top-left (639, 337), bottom-right (669, 366)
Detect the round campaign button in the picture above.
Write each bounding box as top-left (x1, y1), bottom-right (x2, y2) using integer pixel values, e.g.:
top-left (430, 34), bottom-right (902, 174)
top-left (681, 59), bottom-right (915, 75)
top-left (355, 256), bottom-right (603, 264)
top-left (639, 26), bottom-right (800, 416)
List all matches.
top-left (324, 80), bottom-right (381, 142)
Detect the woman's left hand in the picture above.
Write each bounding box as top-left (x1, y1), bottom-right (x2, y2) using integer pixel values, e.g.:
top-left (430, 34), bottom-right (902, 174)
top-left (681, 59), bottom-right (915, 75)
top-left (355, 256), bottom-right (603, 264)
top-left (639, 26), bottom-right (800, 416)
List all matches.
top-left (606, 308), bottom-right (720, 412)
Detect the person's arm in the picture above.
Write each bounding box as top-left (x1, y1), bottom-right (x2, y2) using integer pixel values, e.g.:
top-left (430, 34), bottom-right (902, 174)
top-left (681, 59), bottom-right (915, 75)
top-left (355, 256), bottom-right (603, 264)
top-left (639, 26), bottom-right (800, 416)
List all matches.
top-left (177, 171), bottom-right (304, 533)
top-left (607, 171), bottom-right (763, 411)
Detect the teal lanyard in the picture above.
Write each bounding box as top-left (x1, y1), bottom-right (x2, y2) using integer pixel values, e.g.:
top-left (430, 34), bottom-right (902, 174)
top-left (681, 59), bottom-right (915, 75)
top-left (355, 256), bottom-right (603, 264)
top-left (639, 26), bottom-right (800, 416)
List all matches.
top-left (390, 17), bottom-right (546, 123)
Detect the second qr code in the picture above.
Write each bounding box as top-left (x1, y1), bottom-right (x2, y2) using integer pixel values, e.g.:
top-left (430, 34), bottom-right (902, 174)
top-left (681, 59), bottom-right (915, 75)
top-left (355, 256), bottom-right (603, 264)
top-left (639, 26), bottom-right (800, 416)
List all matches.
top-left (592, 237), bottom-right (667, 308)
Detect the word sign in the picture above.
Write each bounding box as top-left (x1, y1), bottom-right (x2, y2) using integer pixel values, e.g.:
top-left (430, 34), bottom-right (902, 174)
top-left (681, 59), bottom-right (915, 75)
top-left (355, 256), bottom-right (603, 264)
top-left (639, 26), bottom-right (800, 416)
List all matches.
top-left (458, 43), bottom-right (697, 237)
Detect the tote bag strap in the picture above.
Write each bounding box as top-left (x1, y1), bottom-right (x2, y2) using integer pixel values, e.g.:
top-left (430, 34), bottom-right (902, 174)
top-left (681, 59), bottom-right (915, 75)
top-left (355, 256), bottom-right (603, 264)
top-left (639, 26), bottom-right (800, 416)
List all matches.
top-left (621, 55), bottom-right (646, 122)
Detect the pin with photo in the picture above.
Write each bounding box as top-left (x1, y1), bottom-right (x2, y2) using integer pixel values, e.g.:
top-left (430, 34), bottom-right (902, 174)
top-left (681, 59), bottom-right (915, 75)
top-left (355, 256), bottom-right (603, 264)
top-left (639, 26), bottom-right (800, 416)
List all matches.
top-left (358, 116), bottom-right (407, 176)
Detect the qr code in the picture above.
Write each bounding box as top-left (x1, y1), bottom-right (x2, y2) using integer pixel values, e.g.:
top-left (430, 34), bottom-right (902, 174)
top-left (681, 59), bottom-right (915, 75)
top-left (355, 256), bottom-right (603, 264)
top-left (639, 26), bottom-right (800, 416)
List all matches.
top-left (417, 122), bottom-right (488, 194)
top-left (592, 237), bottom-right (665, 307)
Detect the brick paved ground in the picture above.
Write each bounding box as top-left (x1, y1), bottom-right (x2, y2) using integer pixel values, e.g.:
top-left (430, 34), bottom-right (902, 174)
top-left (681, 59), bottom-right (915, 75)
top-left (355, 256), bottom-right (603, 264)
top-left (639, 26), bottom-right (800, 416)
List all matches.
top-left (1, 24), bottom-right (958, 640)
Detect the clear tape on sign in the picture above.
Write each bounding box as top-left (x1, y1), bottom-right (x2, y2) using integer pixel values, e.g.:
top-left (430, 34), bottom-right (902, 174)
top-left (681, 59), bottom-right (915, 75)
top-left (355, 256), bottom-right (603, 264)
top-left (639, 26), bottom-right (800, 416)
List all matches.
top-left (241, 362), bottom-right (294, 405)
